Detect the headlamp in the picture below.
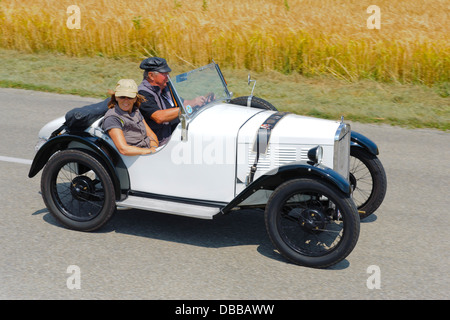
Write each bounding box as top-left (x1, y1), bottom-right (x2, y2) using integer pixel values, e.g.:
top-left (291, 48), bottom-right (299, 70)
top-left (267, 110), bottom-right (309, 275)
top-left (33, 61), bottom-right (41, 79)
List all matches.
top-left (307, 145), bottom-right (323, 165)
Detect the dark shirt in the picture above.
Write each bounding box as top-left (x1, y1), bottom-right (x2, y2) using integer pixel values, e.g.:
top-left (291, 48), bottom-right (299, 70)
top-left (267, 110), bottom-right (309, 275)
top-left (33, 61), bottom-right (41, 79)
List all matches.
top-left (138, 79), bottom-right (179, 145)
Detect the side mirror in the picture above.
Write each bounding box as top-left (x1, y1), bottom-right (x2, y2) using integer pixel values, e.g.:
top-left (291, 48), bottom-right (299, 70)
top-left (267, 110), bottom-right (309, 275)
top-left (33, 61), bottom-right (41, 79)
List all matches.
top-left (180, 113), bottom-right (188, 142)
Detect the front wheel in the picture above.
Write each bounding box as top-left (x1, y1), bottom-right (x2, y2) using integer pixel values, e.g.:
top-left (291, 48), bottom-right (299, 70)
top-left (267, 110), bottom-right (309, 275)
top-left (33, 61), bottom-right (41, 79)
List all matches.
top-left (40, 149), bottom-right (116, 231)
top-left (265, 179), bottom-right (360, 268)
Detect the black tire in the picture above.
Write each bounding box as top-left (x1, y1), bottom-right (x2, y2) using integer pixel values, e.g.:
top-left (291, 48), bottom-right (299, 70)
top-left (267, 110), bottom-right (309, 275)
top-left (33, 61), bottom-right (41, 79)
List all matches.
top-left (265, 178), bottom-right (360, 268)
top-left (350, 147), bottom-right (387, 219)
top-left (229, 96), bottom-right (278, 111)
top-left (41, 149), bottom-right (116, 231)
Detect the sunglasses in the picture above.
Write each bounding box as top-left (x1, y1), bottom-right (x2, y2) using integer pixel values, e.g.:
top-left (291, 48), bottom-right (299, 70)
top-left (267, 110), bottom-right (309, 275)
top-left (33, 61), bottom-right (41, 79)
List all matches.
top-left (116, 96), bottom-right (136, 100)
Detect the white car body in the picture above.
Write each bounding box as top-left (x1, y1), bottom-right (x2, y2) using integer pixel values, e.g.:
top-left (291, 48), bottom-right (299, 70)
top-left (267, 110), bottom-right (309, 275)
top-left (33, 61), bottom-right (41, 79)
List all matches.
top-left (36, 101), bottom-right (350, 219)
top-left (30, 62), bottom-right (359, 268)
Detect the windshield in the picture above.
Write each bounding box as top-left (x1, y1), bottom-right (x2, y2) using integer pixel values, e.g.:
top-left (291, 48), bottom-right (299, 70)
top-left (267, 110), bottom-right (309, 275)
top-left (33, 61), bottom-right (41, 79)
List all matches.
top-left (169, 63), bottom-right (231, 118)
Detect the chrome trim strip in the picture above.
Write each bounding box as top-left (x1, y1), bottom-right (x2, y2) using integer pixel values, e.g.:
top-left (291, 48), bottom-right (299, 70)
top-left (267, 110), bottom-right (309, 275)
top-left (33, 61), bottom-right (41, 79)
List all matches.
top-left (333, 123), bottom-right (351, 180)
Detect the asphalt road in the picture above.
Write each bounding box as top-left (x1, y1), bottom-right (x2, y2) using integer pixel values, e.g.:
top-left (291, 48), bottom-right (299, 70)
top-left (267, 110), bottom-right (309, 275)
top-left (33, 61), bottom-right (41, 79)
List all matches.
top-left (0, 88), bottom-right (449, 300)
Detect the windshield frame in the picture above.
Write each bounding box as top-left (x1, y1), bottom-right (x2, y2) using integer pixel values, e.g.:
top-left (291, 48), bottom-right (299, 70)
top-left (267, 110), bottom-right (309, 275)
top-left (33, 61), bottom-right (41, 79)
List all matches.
top-left (168, 62), bottom-right (232, 120)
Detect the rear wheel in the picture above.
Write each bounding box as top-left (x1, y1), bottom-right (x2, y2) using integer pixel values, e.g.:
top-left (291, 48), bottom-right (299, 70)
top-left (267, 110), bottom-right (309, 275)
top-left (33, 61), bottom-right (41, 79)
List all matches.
top-left (265, 178), bottom-right (360, 268)
top-left (41, 149), bottom-right (116, 231)
top-left (350, 147), bottom-right (387, 219)
top-left (229, 96), bottom-right (278, 111)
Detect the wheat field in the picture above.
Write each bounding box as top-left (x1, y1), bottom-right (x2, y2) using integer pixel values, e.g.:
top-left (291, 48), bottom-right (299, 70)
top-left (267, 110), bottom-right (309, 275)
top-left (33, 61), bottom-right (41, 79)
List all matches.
top-left (1, 0), bottom-right (448, 84)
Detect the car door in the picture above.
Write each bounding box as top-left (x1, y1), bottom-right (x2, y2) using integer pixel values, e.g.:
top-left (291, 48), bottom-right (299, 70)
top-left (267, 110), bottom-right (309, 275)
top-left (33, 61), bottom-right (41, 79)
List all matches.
top-left (120, 104), bottom-right (258, 203)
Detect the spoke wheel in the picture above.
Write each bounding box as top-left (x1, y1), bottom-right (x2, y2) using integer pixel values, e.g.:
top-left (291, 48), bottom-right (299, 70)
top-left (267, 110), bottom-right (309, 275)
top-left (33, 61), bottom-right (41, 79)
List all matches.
top-left (229, 96), bottom-right (278, 110)
top-left (265, 179), bottom-right (359, 268)
top-left (350, 147), bottom-right (387, 219)
top-left (41, 149), bottom-right (116, 231)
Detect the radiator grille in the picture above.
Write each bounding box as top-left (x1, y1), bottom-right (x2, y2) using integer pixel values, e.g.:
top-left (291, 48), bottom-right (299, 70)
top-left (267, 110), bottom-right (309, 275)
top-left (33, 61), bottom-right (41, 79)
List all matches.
top-left (333, 123), bottom-right (351, 179)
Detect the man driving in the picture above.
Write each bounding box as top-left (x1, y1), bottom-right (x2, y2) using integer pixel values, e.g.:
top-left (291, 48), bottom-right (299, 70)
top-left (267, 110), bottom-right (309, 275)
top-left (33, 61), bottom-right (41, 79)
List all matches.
top-left (138, 57), bottom-right (206, 145)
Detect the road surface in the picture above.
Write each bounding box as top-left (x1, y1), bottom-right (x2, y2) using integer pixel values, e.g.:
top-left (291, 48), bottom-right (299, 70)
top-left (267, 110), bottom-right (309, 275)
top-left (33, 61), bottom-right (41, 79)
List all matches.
top-left (0, 88), bottom-right (449, 300)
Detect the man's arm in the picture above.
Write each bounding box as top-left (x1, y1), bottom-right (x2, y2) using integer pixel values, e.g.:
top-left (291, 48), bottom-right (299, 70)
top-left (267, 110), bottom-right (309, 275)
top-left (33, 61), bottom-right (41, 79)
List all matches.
top-left (140, 90), bottom-right (180, 124)
top-left (150, 108), bottom-right (180, 124)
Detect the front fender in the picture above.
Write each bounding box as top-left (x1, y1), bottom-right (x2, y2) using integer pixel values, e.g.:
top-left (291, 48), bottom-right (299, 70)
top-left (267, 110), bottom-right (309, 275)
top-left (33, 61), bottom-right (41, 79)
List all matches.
top-left (222, 161), bottom-right (351, 213)
top-left (28, 134), bottom-right (128, 200)
top-left (351, 131), bottom-right (379, 155)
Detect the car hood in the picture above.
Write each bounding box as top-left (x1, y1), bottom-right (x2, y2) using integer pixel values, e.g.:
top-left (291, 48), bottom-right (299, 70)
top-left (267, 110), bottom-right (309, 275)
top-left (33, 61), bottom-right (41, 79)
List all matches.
top-left (194, 103), bottom-right (341, 147)
top-left (238, 111), bottom-right (342, 146)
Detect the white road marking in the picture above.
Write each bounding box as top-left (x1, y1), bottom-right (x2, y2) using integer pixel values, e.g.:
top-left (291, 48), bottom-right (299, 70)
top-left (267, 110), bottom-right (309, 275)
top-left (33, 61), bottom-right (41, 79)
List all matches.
top-left (0, 156), bottom-right (33, 165)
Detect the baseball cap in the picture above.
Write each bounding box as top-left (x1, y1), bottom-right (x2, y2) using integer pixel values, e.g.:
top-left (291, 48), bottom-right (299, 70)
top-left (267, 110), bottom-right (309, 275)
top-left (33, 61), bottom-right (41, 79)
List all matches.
top-left (139, 57), bottom-right (172, 73)
top-left (114, 79), bottom-right (138, 98)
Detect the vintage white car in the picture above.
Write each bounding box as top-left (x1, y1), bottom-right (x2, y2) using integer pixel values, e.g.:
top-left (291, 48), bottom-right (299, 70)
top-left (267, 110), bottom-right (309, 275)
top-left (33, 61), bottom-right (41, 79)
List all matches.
top-left (29, 62), bottom-right (366, 268)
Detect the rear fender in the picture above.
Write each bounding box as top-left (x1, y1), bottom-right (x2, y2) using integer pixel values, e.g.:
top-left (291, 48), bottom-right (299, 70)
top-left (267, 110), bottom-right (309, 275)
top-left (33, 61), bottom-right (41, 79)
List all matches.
top-left (28, 135), bottom-right (129, 200)
top-left (222, 162), bottom-right (351, 213)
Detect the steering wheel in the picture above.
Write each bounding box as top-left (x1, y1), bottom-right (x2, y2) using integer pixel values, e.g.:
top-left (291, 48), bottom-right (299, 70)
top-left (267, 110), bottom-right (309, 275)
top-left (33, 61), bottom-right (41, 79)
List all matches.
top-left (205, 92), bottom-right (215, 104)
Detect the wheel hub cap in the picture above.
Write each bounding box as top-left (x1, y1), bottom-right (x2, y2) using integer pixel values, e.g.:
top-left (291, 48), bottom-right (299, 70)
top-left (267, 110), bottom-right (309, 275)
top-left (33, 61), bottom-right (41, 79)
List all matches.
top-left (70, 176), bottom-right (95, 201)
top-left (298, 209), bottom-right (327, 233)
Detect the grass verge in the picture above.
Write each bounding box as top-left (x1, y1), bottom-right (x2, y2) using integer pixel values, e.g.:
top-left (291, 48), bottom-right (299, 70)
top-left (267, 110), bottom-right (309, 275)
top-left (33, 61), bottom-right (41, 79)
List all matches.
top-left (0, 49), bottom-right (448, 130)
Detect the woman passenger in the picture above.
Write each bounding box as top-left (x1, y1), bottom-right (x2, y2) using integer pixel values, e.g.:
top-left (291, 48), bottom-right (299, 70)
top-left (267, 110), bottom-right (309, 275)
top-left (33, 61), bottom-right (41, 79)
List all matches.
top-left (102, 79), bottom-right (159, 155)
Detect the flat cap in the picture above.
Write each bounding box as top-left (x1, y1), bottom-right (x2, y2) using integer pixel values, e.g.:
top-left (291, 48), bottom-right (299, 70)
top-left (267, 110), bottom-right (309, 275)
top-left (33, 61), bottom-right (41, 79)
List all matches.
top-left (139, 57), bottom-right (172, 73)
